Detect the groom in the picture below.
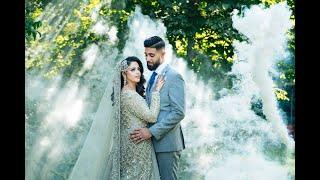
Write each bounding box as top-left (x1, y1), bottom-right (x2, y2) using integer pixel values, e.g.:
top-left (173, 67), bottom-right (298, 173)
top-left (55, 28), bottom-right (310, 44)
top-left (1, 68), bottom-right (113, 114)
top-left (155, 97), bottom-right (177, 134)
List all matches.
top-left (130, 36), bottom-right (186, 180)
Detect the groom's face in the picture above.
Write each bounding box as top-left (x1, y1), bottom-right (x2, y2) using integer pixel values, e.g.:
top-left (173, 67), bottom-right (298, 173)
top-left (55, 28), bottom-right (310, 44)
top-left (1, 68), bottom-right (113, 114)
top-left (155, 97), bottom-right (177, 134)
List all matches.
top-left (144, 47), bottom-right (164, 71)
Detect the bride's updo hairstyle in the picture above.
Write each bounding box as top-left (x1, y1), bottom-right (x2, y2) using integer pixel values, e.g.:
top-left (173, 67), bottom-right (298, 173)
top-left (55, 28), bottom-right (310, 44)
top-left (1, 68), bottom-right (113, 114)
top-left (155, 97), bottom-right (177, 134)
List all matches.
top-left (121, 56), bottom-right (146, 98)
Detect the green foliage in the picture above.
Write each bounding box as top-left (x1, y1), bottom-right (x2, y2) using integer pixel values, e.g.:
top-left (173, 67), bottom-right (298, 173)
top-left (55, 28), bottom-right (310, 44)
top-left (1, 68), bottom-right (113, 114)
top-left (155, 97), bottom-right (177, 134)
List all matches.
top-left (99, 3), bottom-right (130, 51)
top-left (120, 0), bottom-right (294, 96)
top-left (25, 0), bottom-right (54, 41)
top-left (25, 1), bottom-right (43, 41)
top-left (26, 0), bottom-right (295, 93)
top-left (26, 0), bottom-right (111, 80)
top-left (275, 58), bottom-right (295, 124)
top-left (46, 0), bottom-right (102, 79)
top-left (105, 0), bottom-right (295, 93)
top-left (25, 15), bottom-right (42, 41)
top-left (26, 0), bottom-right (295, 121)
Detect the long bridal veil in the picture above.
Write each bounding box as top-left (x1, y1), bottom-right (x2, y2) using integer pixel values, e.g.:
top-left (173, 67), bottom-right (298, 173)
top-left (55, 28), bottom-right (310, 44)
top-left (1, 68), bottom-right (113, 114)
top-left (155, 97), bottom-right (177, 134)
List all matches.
top-left (68, 67), bottom-right (121, 179)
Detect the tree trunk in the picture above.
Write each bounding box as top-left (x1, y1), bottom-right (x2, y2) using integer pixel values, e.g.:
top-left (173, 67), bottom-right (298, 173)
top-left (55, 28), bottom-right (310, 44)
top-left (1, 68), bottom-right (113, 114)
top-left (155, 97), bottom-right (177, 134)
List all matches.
top-left (186, 36), bottom-right (195, 66)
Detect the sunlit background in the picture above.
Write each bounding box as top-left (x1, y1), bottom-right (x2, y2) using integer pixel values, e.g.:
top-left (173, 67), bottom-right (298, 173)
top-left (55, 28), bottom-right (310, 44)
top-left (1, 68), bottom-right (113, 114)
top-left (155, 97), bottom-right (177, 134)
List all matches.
top-left (26, 0), bottom-right (295, 179)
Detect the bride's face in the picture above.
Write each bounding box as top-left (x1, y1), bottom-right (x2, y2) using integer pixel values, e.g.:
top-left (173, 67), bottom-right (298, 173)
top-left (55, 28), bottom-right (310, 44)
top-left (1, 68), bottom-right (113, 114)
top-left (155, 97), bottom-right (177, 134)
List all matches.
top-left (125, 61), bottom-right (141, 84)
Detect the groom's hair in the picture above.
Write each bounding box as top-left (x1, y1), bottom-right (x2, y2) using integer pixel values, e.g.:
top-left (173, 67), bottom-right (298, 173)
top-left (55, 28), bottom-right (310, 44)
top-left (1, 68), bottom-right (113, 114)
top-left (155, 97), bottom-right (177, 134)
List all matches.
top-left (144, 36), bottom-right (165, 49)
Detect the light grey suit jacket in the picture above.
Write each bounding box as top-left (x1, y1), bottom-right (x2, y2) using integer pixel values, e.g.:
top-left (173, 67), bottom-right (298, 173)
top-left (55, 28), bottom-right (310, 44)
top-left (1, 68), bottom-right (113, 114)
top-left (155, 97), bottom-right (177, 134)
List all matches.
top-left (146, 65), bottom-right (186, 153)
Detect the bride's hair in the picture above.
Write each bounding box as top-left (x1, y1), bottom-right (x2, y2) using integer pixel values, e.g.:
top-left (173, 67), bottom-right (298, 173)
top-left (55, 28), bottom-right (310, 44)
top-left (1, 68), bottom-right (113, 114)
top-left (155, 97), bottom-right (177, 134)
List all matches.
top-left (121, 56), bottom-right (146, 98)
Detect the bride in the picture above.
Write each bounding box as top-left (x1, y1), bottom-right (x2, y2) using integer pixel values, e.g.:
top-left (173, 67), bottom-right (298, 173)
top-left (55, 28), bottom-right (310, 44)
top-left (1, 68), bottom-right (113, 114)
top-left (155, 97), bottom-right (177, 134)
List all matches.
top-left (68, 56), bottom-right (164, 179)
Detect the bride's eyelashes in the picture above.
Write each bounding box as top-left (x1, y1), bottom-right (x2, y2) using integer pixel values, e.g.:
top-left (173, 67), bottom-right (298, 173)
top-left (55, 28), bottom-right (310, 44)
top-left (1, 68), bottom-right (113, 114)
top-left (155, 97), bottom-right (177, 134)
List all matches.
top-left (129, 67), bottom-right (141, 72)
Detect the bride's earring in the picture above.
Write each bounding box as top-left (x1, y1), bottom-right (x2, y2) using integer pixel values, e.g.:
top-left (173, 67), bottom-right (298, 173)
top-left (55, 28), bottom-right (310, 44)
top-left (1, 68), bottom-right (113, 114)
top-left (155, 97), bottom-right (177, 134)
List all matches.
top-left (122, 72), bottom-right (127, 85)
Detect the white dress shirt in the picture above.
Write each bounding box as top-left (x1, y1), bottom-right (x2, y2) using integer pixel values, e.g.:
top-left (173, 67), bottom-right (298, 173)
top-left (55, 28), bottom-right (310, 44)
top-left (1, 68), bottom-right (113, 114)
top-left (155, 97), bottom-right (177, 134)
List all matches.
top-left (149, 62), bottom-right (168, 90)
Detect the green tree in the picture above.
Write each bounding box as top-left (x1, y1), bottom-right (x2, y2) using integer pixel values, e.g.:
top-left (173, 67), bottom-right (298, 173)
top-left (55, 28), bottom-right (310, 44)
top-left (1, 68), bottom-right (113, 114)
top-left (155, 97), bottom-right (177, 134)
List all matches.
top-left (26, 0), bottom-right (295, 123)
top-left (102, 0), bottom-right (295, 124)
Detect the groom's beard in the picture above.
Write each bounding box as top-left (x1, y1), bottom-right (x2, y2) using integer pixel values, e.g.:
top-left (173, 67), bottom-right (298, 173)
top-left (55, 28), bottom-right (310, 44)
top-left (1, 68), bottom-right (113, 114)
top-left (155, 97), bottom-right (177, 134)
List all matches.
top-left (147, 59), bottom-right (160, 71)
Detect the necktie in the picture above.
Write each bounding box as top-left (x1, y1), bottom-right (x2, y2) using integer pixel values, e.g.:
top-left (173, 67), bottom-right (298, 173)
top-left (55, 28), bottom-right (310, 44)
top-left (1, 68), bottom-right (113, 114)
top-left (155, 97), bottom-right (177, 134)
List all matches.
top-left (147, 72), bottom-right (157, 93)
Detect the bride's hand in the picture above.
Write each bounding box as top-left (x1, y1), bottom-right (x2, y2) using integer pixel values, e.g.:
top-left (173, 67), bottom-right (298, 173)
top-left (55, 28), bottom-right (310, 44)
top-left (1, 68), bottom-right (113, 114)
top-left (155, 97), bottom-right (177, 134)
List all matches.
top-left (154, 75), bottom-right (165, 92)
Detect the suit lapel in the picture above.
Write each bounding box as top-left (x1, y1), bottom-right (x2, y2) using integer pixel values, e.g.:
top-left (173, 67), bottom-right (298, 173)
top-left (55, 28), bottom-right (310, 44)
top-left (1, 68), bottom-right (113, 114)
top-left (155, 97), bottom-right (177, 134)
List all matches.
top-left (146, 64), bottom-right (170, 105)
top-left (150, 65), bottom-right (170, 93)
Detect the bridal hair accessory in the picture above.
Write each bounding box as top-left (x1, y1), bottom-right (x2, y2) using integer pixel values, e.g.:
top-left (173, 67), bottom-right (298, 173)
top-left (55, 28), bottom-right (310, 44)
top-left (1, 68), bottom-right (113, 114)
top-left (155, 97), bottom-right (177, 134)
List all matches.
top-left (115, 59), bottom-right (129, 72)
top-left (120, 59), bottom-right (129, 71)
top-left (117, 59), bottom-right (129, 85)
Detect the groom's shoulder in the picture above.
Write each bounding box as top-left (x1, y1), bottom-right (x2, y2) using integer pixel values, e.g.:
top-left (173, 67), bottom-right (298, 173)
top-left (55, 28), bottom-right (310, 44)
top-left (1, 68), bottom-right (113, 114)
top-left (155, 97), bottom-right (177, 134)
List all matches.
top-left (167, 66), bottom-right (183, 80)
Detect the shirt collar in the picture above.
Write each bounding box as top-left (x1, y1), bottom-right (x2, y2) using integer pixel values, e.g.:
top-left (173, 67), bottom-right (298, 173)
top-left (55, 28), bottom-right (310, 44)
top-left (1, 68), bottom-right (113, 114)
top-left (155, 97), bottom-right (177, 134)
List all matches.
top-left (155, 62), bottom-right (168, 75)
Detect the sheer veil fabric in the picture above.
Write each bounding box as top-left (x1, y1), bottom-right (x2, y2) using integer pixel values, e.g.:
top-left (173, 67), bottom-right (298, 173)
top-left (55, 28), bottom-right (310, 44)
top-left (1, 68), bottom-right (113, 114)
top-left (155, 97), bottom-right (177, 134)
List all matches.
top-left (68, 62), bottom-right (121, 179)
top-left (68, 60), bottom-right (160, 180)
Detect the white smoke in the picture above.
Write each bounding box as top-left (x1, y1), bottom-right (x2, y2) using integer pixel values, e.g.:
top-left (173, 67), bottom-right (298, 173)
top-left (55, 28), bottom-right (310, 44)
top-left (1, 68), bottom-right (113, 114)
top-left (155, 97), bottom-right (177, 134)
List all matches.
top-left (26, 1), bottom-right (294, 179)
top-left (232, 2), bottom-right (294, 150)
top-left (91, 20), bottom-right (118, 43)
top-left (206, 148), bottom-right (289, 180)
top-left (78, 44), bottom-right (100, 76)
top-left (25, 0), bottom-right (119, 179)
top-left (121, 3), bottom-right (294, 180)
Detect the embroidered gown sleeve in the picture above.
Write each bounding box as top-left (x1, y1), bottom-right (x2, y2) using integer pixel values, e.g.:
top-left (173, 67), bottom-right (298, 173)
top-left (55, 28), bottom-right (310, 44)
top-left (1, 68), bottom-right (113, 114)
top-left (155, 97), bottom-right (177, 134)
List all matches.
top-left (123, 91), bottom-right (160, 123)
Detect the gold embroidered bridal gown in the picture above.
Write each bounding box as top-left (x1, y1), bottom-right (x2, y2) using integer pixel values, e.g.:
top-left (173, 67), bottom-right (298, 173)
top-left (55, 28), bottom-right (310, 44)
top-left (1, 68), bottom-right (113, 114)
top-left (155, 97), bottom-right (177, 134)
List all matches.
top-left (120, 89), bottom-right (161, 180)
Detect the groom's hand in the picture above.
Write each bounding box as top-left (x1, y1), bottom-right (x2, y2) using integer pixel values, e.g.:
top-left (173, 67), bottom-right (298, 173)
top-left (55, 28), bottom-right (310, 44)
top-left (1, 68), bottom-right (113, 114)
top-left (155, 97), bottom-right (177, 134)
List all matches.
top-left (130, 128), bottom-right (152, 144)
